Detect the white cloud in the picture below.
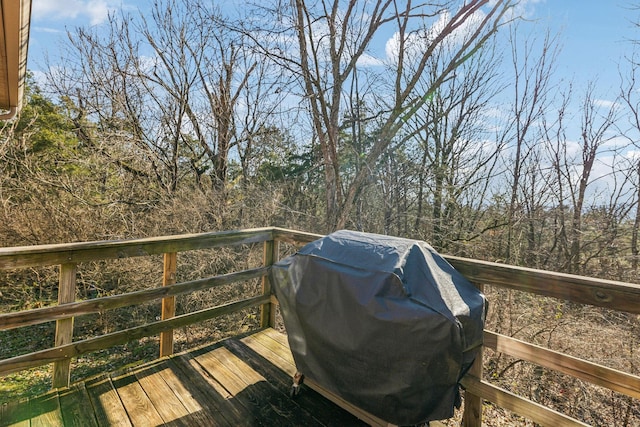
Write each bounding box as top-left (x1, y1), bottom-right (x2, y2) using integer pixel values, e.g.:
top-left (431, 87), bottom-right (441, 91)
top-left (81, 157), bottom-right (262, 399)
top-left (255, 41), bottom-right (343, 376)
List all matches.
top-left (593, 98), bottom-right (618, 110)
top-left (384, 6), bottom-right (487, 65)
top-left (562, 139), bottom-right (583, 159)
top-left (600, 134), bottom-right (628, 150)
top-left (357, 53), bottom-right (384, 67)
top-left (493, 0), bottom-right (545, 21)
top-left (384, 32), bottom-right (402, 64)
top-left (32, 26), bottom-right (63, 34)
top-left (33, 0), bottom-right (115, 26)
top-left (30, 70), bottom-right (47, 89)
top-left (627, 150), bottom-right (640, 161)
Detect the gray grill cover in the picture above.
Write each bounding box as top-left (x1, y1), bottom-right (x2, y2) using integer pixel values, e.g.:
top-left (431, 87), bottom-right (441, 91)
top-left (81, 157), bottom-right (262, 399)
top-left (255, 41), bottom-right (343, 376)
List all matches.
top-left (271, 230), bottom-right (485, 425)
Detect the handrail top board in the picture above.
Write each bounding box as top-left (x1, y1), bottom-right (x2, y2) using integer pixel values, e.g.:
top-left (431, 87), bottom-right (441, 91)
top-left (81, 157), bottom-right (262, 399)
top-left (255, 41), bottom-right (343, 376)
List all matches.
top-left (1, 226), bottom-right (639, 311)
top-left (446, 255), bottom-right (640, 314)
top-left (0, 227), bottom-right (275, 269)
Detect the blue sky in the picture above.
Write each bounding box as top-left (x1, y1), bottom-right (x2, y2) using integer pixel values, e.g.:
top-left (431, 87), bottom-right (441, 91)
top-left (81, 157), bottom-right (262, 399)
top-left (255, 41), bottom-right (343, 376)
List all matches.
top-left (536, 1), bottom-right (639, 93)
top-left (27, 0), bottom-right (640, 98)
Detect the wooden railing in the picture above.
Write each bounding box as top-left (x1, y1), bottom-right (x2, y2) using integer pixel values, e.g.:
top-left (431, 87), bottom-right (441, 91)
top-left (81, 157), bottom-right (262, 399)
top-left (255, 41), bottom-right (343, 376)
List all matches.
top-left (0, 228), bottom-right (288, 387)
top-left (1, 227), bottom-right (639, 426)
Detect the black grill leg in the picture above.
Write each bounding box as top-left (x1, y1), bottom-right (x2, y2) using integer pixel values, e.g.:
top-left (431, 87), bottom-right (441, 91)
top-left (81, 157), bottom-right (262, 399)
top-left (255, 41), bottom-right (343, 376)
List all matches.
top-left (290, 372), bottom-right (305, 398)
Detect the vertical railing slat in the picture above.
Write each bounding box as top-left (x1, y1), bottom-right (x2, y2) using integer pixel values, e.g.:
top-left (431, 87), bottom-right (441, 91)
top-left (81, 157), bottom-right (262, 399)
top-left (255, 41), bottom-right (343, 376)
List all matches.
top-left (160, 252), bottom-right (177, 357)
top-left (260, 239), bottom-right (279, 328)
top-left (463, 283), bottom-right (485, 427)
top-left (52, 262), bottom-right (77, 389)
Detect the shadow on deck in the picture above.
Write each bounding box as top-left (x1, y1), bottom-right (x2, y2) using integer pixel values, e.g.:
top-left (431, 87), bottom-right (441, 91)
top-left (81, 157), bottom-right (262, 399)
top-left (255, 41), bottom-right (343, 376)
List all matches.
top-left (0, 328), bottom-right (369, 427)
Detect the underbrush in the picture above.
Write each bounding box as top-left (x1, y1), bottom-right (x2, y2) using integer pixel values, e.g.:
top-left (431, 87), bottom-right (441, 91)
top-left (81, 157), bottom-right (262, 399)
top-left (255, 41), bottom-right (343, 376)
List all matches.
top-left (476, 287), bottom-right (640, 426)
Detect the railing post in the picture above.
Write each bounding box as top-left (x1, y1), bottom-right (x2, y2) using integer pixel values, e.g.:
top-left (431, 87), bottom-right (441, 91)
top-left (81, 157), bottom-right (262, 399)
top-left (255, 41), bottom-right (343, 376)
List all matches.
top-left (260, 239), bottom-right (279, 328)
top-left (463, 283), bottom-right (485, 427)
top-left (160, 252), bottom-right (177, 357)
top-left (52, 262), bottom-right (77, 389)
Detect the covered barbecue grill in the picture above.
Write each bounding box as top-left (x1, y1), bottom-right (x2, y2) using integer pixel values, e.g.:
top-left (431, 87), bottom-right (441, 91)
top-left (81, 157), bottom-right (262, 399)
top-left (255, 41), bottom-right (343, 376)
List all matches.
top-left (270, 230), bottom-right (486, 425)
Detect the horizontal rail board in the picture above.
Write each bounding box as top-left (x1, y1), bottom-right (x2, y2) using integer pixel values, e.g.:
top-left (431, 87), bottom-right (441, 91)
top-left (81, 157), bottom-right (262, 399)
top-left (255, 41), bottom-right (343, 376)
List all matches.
top-left (271, 228), bottom-right (320, 246)
top-left (484, 331), bottom-right (640, 400)
top-left (0, 295), bottom-right (269, 376)
top-left (446, 256), bottom-right (640, 314)
top-left (0, 228), bottom-right (274, 269)
top-left (460, 376), bottom-right (589, 427)
top-left (0, 267), bottom-right (269, 331)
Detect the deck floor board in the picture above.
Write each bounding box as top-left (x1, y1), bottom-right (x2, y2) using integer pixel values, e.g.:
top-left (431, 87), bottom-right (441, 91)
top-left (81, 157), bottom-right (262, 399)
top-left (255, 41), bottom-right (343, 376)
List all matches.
top-left (1, 398), bottom-right (30, 427)
top-left (1, 328), bottom-right (445, 426)
top-left (133, 362), bottom-right (192, 427)
top-left (110, 370), bottom-right (165, 426)
top-left (169, 355), bottom-right (240, 427)
top-left (58, 383), bottom-right (99, 427)
top-left (85, 375), bottom-right (132, 427)
top-left (29, 391), bottom-right (64, 427)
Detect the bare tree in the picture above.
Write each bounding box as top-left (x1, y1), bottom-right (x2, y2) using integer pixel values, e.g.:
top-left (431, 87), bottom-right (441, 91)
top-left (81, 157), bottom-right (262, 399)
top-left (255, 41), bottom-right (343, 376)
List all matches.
top-left (48, 0), bottom-right (282, 202)
top-left (246, 0), bottom-right (514, 231)
top-left (501, 25), bottom-right (559, 264)
top-left (543, 83), bottom-right (620, 274)
top-left (618, 51), bottom-right (640, 272)
top-left (407, 35), bottom-right (504, 250)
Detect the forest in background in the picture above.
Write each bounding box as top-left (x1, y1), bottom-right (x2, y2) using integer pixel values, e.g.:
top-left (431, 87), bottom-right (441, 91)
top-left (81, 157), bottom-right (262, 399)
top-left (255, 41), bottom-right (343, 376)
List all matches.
top-left (1, 1), bottom-right (640, 424)
top-left (2, 0), bottom-right (640, 281)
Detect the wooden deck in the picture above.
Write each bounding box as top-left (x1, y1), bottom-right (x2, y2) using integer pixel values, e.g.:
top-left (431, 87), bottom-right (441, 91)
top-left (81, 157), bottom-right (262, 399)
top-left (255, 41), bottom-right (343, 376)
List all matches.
top-left (3, 228), bottom-right (639, 426)
top-left (0, 328), bottom-right (372, 427)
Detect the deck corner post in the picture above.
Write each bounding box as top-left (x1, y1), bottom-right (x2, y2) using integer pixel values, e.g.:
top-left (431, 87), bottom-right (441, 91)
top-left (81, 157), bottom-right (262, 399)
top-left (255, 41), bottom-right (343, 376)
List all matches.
top-left (260, 239), bottom-right (279, 328)
top-left (463, 283), bottom-right (484, 427)
top-left (52, 262), bottom-right (77, 389)
top-left (160, 252), bottom-right (177, 357)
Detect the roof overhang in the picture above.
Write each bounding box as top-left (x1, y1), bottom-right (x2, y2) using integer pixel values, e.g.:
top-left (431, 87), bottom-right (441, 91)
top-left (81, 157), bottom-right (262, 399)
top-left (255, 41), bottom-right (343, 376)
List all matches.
top-left (0, 0), bottom-right (31, 120)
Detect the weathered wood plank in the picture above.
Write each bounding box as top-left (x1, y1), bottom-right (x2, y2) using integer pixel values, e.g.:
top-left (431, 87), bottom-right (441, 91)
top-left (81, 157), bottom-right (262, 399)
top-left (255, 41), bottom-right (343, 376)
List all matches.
top-left (463, 284), bottom-right (484, 427)
top-left (155, 360), bottom-right (222, 427)
top-left (462, 357), bottom-right (483, 427)
top-left (0, 228), bottom-right (274, 270)
top-left (213, 344), bottom-right (326, 425)
top-left (484, 330), bottom-right (640, 399)
top-left (0, 295), bottom-right (269, 375)
top-left (192, 348), bottom-right (255, 397)
top-left (52, 263), bottom-right (77, 389)
top-left (260, 240), bottom-right (277, 328)
top-left (29, 390), bottom-right (64, 427)
top-left (133, 362), bottom-right (192, 426)
top-left (460, 375), bottom-right (589, 427)
top-left (446, 255), bottom-right (640, 314)
top-left (160, 252), bottom-right (177, 357)
top-left (110, 372), bottom-right (165, 426)
top-left (198, 347), bottom-right (324, 426)
top-left (85, 374), bottom-right (132, 427)
top-left (272, 228), bottom-right (321, 246)
top-left (223, 337), bottom-right (369, 427)
top-left (0, 267), bottom-right (268, 331)
top-left (191, 347), bottom-right (269, 424)
top-left (0, 399), bottom-right (30, 427)
top-left (172, 353), bottom-right (247, 426)
top-left (261, 327), bottom-right (290, 348)
top-left (242, 332), bottom-right (296, 374)
top-left (57, 382), bottom-right (99, 427)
